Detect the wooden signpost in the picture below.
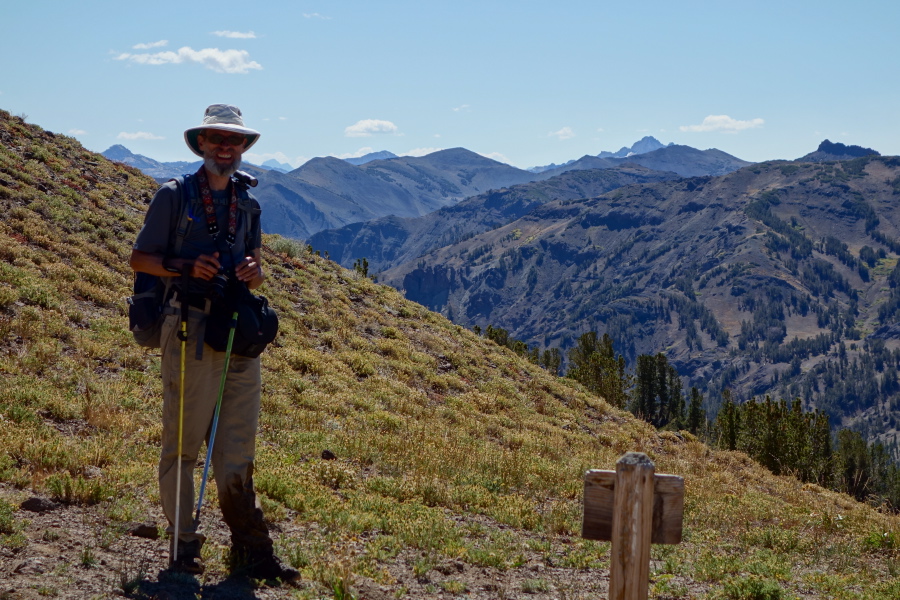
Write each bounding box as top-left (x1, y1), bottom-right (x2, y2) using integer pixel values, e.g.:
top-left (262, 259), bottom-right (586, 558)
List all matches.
top-left (582, 452), bottom-right (685, 600)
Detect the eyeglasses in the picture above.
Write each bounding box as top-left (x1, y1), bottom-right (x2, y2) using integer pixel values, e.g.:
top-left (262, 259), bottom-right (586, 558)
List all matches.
top-left (202, 132), bottom-right (247, 146)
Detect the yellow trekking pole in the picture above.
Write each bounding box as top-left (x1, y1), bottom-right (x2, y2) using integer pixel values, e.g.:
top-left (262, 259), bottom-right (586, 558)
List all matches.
top-left (171, 267), bottom-right (190, 568)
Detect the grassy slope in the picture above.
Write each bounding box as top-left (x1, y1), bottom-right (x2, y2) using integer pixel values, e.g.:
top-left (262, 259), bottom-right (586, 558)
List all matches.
top-left (0, 109), bottom-right (899, 599)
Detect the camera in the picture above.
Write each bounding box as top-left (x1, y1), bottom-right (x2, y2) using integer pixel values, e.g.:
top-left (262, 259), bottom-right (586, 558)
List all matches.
top-left (208, 269), bottom-right (230, 300)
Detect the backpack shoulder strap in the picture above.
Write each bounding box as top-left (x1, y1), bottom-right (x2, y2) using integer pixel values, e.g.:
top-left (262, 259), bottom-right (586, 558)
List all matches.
top-left (169, 175), bottom-right (196, 256)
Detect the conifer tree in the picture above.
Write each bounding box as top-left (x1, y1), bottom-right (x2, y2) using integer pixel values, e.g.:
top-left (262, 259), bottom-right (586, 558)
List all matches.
top-left (687, 387), bottom-right (705, 435)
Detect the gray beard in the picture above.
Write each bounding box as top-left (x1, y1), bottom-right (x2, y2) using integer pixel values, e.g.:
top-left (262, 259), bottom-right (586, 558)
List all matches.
top-left (203, 155), bottom-right (241, 178)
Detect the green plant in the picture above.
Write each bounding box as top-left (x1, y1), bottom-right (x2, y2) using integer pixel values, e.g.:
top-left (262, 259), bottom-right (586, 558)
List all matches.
top-left (521, 578), bottom-right (550, 593)
top-left (721, 576), bottom-right (785, 600)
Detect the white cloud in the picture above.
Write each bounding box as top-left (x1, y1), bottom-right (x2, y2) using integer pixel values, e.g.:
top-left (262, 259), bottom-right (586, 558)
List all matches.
top-left (679, 115), bottom-right (764, 133)
top-left (115, 47), bottom-right (262, 74)
top-left (344, 119), bottom-right (398, 137)
top-left (211, 30), bottom-right (256, 39)
top-left (68, 129), bottom-right (86, 135)
top-left (402, 147), bottom-right (442, 157)
top-left (303, 13), bottom-right (331, 19)
top-left (549, 126), bottom-right (575, 140)
top-left (133, 40), bottom-right (168, 50)
top-left (117, 131), bottom-right (164, 141)
top-left (452, 104), bottom-right (471, 112)
top-left (482, 152), bottom-right (511, 165)
top-left (332, 147), bottom-right (376, 159)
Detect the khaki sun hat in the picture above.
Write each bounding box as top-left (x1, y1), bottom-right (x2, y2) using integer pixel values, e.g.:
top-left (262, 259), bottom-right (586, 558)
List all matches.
top-left (184, 104), bottom-right (260, 157)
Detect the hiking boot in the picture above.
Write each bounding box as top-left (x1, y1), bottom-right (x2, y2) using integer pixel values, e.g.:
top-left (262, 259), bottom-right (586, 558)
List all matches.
top-left (231, 545), bottom-right (299, 583)
top-left (170, 539), bottom-right (204, 574)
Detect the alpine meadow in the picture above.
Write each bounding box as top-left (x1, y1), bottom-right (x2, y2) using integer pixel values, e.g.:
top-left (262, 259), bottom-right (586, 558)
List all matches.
top-left (3, 108), bottom-right (900, 600)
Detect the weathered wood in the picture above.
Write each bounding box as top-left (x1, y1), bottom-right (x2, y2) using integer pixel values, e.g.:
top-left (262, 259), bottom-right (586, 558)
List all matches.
top-left (582, 470), bottom-right (684, 544)
top-left (581, 453), bottom-right (686, 600)
top-left (609, 452), bottom-right (655, 600)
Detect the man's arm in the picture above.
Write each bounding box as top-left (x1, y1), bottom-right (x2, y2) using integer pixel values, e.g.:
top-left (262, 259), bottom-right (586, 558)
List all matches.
top-left (130, 249), bottom-right (222, 280)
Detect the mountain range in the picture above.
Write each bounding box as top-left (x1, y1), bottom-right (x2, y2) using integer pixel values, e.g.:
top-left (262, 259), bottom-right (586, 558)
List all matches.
top-left (102, 137), bottom-right (751, 240)
top-left (99, 133), bottom-right (900, 454)
top-left (375, 148), bottom-right (900, 453)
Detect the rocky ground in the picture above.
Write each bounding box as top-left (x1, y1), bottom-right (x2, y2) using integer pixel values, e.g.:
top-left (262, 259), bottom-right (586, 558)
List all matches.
top-left (0, 485), bottom-right (710, 600)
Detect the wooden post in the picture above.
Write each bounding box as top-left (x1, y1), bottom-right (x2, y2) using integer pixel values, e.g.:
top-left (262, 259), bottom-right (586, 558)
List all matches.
top-left (610, 453), bottom-right (655, 600)
top-left (582, 452), bottom-right (684, 600)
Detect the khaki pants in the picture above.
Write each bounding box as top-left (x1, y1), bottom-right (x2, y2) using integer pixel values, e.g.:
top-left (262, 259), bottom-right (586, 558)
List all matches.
top-left (159, 303), bottom-right (272, 551)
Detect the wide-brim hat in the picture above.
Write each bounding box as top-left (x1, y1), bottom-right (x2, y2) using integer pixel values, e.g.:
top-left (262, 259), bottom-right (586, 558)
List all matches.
top-left (184, 104), bottom-right (260, 157)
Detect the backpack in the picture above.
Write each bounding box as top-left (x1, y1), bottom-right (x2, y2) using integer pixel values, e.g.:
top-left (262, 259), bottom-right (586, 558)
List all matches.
top-left (127, 172), bottom-right (257, 348)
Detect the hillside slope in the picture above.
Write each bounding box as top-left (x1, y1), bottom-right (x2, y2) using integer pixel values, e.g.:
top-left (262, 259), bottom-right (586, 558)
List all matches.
top-left (1, 109), bottom-right (899, 599)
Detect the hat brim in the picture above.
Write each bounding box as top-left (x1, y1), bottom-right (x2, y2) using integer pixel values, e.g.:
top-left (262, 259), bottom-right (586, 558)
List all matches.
top-left (184, 124), bottom-right (260, 158)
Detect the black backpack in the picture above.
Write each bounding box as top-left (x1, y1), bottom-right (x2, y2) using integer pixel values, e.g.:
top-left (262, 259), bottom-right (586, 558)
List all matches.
top-left (127, 173), bottom-right (257, 348)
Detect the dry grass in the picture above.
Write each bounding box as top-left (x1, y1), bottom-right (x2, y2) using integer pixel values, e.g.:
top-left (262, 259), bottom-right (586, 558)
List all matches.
top-left (1, 109), bottom-right (899, 598)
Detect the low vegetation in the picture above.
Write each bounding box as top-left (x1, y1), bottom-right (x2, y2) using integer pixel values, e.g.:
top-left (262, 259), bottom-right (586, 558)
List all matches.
top-left (1, 109), bottom-right (900, 598)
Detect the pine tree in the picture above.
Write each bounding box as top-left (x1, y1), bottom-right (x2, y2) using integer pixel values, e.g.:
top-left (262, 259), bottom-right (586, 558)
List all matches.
top-left (687, 387), bottom-right (705, 435)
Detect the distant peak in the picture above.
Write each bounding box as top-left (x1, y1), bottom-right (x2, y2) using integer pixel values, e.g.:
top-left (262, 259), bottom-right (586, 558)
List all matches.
top-left (101, 144), bottom-right (136, 159)
top-left (816, 139), bottom-right (879, 158)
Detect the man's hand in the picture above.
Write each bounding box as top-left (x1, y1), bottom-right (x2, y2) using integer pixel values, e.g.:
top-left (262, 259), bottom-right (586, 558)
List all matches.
top-left (235, 253), bottom-right (264, 289)
top-left (191, 252), bottom-right (221, 280)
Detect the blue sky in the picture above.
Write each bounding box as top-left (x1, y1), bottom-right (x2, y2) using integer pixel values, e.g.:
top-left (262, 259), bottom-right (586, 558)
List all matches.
top-left (3, 1), bottom-right (898, 169)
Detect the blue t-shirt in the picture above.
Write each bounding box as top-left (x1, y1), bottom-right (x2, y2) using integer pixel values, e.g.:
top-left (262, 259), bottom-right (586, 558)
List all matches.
top-left (134, 179), bottom-right (262, 295)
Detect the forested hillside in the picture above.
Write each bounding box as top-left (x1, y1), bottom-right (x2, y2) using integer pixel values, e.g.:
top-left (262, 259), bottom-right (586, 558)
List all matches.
top-left (380, 156), bottom-right (900, 455)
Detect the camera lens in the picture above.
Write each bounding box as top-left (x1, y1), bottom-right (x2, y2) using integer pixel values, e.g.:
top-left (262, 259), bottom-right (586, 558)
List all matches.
top-left (209, 271), bottom-right (229, 300)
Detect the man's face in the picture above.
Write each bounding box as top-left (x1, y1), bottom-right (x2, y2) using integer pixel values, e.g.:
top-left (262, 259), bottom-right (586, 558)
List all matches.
top-left (197, 129), bottom-right (247, 177)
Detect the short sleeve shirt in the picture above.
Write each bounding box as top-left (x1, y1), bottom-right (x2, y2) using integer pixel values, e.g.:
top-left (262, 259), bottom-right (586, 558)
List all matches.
top-left (134, 179), bottom-right (262, 294)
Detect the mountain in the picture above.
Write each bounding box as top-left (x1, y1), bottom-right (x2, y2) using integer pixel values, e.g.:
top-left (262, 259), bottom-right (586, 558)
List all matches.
top-left (381, 154), bottom-right (900, 447)
top-left (308, 164), bottom-right (682, 272)
top-left (344, 150), bottom-right (398, 165)
top-left (261, 158), bottom-right (293, 172)
top-left (101, 144), bottom-right (200, 182)
top-left (538, 144), bottom-right (752, 179)
top-left (529, 136), bottom-right (673, 172)
top-left (254, 148), bottom-right (540, 239)
top-left (597, 135), bottom-right (672, 158)
top-left (306, 145), bottom-right (751, 270)
top-left (2, 109), bottom-right (899, 599)
top-left (798, 139), bottom-right (880, 162)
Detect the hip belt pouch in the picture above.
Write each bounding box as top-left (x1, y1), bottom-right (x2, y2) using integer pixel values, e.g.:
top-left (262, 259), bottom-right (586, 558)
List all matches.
top-left (205, 286), bottom-right (278, 358)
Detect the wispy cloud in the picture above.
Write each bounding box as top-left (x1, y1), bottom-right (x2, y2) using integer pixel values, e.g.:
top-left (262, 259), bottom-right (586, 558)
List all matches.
top-left (402, 147), bottom-right (442, 157)
top-left (680, 114), bottom-right (764, 133)
top-left (68, 129), bottom-right (86, 135)
top-left (549, 126), bottom-right (575, 140)
top-left (334, 147), bottom-right (376, 159)
top-left (303, 13), bottom-right (331, 19)
top-left (133, 40), bottom-right (168, 50)
top-left (482, 152), bottom-right (511, 165)
top-left (117, 131), bottom-right (164, 141)
top-left (345, 119), bottom-right (398, 137)
top-left (452, 104), bottom-right (471, 112)
top-left (115, 47), bottom-right (262, 74)
top-left (211, 30), bottom-right (256, 39)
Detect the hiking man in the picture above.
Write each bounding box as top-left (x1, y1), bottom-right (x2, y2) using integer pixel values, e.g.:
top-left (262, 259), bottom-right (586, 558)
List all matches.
top-left (129, 104), bottom-right (297, 581)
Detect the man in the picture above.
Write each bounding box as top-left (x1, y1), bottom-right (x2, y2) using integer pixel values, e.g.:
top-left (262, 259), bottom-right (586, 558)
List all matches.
top-left (130, 104), bottom-right (297, 582)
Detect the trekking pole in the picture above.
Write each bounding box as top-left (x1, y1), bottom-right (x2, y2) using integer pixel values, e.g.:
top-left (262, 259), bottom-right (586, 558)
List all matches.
top-left (193, 310), bottom-right (239, 531)
top-left (171, 266), bottom-right (190, 567)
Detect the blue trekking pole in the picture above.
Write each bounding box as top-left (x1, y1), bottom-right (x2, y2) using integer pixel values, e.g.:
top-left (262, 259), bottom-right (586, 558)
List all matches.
top-left (193, 310), bottom-right (239, 530)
